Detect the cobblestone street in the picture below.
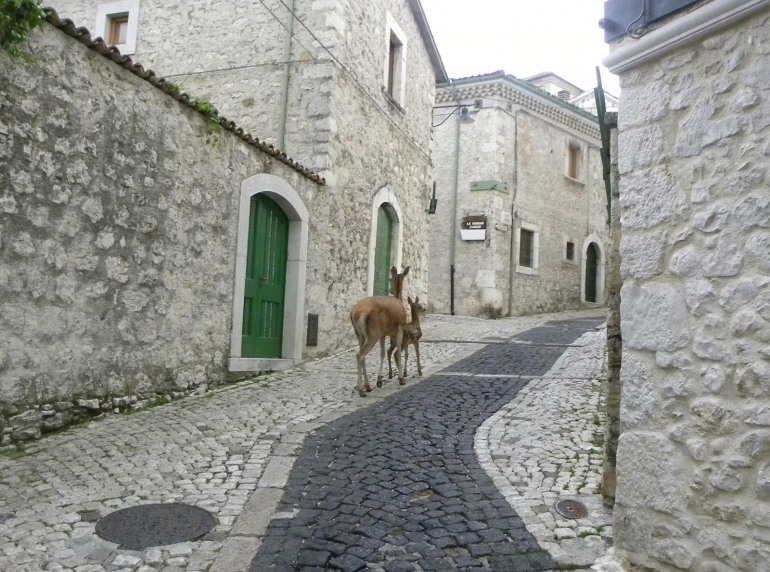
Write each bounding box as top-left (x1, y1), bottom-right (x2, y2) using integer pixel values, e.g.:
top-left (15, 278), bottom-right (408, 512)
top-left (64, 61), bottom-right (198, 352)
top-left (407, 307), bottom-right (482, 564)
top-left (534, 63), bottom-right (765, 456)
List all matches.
top-left (0, 309), bottom-right (614, 572)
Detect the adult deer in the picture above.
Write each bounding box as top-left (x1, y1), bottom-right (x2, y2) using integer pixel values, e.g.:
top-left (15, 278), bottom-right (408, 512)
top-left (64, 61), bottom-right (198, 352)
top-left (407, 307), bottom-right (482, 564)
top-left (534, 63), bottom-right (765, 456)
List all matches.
top-left (388, 296), bottom-right (425, 380)
top-left (350, 266), bottom-right (409, 397)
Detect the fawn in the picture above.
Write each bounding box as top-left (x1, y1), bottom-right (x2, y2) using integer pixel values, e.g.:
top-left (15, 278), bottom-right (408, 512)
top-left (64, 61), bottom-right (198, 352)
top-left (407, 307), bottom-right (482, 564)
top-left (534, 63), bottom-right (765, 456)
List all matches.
top-left (388, 296), bottom-right (425, 380)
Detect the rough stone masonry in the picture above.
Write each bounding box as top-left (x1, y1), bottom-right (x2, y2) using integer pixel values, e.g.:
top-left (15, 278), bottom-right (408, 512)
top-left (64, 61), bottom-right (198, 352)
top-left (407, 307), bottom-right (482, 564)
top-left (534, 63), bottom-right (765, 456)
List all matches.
top-left (609, 3), bottom-right (770, 571)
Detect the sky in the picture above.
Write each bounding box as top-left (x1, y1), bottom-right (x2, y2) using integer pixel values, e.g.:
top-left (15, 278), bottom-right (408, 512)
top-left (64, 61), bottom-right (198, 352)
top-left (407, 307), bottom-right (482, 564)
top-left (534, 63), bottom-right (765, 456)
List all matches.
top-left (419, 0), bottom-right (620, 96)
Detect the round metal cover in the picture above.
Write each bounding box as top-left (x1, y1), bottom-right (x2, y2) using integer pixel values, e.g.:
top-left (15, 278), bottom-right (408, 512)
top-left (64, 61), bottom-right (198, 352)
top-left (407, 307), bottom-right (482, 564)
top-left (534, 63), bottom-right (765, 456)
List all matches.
top-left (554, 499), bottom-right (588, 519)
top-left (95, 503), bottom-right (216, 549)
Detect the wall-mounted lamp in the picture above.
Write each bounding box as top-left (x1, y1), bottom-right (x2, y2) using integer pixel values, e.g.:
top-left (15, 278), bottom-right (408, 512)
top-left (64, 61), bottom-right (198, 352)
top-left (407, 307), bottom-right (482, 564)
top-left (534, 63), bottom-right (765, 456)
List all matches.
top-left (427, 181), bottom-right (438, 214)
top-left (431, 105), bottom-right (475, 128)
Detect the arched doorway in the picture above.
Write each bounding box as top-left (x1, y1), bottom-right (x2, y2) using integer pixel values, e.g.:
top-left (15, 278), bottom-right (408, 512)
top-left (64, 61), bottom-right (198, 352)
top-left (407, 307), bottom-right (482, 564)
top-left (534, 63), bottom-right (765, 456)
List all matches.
top-left (373, 205), bottom-right (394, 296)
top-left (242, 194), bottom-right (289, 358)
top-left (585, 242), bottom-right (599, 303)
top-left (230, 174), bottom-right (309, 371)
top-left (367, 187), bottom-right (403, 296)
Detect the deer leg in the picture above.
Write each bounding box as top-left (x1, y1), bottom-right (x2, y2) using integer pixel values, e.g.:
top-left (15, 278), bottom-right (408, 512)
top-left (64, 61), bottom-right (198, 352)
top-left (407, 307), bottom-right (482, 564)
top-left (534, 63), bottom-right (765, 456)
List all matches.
top-left (357, 335), bottom-right (378, 396)
top-left (387, 339), bottom-right (396, 379)
top-left (395, 328), bottom-right (405, 385)
top-left (414, 342), bottom-right (422, 376)
top-left (402, 344), bottom-right (409, 378)
top-left (376, 336), bottom-right (386, 388)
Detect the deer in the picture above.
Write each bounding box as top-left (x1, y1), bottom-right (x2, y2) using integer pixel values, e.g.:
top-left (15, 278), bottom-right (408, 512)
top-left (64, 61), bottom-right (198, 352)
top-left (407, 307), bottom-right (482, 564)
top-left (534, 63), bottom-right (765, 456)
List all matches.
top-left (350, 266), bottom-right (410, 397)
top-left (388, 296), bottom-right (425, 380)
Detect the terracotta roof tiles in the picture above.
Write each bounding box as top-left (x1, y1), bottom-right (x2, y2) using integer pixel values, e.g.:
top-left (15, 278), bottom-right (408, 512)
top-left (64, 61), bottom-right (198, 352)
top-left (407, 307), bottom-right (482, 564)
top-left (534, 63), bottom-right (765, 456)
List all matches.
top-left (42, 8), bottom-right (326, 185)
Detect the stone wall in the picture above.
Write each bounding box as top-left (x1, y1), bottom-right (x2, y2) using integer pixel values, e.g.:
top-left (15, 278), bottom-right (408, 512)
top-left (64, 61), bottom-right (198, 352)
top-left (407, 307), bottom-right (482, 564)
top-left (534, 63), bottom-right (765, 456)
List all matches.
top-left (610, 4), bottom-right (770, 570)
top-left (429, 76), bottom-right (609, 317)
top-left (0, 22), bottom-right (322, 444)
top-left (51, 0), bottom-right (438, 305)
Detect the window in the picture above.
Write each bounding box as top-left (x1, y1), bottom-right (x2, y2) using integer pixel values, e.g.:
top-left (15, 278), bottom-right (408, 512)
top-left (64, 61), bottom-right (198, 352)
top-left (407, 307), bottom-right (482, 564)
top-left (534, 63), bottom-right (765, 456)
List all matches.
top-left (108, 14), bottom-right (129, 45)
top-left (516, 223), bottom-right (539, 275)
top-left (566, 143), bottom-right (580, 180)
top-left (384, 14), bottom-right (407, 106)
top-left (387, 33), bottom-right (403, 98)
top-left (566, 241), bottom-right (575, 261)
top-left (519, 229), bottom-right (534, 267)
top-left (96, 1), bottom-right (140, 54)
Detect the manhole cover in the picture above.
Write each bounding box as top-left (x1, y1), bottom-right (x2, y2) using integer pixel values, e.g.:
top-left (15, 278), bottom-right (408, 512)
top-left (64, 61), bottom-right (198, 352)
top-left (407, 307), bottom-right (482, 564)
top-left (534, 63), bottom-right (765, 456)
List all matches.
top-left (554, 499), bottom-right (588, 519)
top-left (95, 503), bottom-right (216, 549)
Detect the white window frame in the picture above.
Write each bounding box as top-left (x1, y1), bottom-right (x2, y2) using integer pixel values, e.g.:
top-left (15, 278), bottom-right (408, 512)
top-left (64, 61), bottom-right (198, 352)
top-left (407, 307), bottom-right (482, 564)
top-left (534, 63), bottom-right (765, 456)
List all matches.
top-left (96, 0), bottom-right (140, 55)
top-left (565, 139), bottom-right (585, 183)
top-left (563, 236), bottom-right (578, 264)
top-left (516, 222), bottom-right (539, 276)
top-left (384, 13), bottom-right (408, 106)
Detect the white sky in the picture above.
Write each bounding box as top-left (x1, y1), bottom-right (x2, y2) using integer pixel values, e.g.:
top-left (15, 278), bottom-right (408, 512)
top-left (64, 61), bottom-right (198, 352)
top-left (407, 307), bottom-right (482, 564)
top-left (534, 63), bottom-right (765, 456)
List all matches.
top-left (419, 0), bottom-right (621, 96)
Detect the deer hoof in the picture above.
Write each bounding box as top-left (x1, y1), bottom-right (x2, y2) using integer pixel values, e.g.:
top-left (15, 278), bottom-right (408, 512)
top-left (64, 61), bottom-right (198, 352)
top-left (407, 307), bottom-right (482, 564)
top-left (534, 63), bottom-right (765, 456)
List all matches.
top-left (376, 377), bottom-right (383, 388)
top-left (365, 383), bottom-right (372, 393)
top-left (398, 378), bottom-right (406, 386)
top-left (358, 389), bottom-right (367, 397)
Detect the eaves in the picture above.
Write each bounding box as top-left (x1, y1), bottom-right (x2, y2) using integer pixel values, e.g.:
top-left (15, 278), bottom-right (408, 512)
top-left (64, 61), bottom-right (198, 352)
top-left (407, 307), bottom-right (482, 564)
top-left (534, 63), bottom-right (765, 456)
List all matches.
top-left (40, 8), bottom-right (326, 186)
top-left (437, 73), bottom-right (601, 139)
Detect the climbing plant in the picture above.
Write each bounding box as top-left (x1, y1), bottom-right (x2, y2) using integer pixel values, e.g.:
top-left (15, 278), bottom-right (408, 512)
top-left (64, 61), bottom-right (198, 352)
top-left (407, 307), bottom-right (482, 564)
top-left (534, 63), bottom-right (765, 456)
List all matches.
top-left (162, 83), bottom-right (224, 148)
top-left (192, 96), bottom-right (224, 148)
top-left (0, 0), bottom-right (46, 59)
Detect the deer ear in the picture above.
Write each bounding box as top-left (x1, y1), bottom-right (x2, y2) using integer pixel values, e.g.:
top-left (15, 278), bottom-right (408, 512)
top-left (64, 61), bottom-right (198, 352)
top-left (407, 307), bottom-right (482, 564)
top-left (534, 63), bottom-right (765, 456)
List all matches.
top-left (390, 266), bottom-right (397, 276)
top-left (402, 266), bottom-right (410, 275)
top-left (415, 296), bottom-right (419, 303)
top-left (408, 296), bottom-right (413, 303)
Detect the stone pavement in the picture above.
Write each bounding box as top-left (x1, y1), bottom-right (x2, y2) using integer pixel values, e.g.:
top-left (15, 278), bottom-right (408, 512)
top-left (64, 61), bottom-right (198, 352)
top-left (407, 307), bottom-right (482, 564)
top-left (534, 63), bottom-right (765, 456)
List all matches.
top-left (0, 309), bottom-right (621, 572)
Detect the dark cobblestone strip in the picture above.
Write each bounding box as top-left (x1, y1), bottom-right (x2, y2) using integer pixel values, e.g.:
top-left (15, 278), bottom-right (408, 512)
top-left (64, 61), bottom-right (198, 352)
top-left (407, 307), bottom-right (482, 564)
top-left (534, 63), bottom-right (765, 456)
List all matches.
top-left (249, 319), bottom-right (598, 572)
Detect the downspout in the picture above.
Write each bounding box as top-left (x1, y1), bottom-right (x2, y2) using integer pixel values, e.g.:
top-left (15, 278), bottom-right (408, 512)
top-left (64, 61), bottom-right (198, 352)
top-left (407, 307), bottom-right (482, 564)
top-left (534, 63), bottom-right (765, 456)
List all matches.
top-left (277, 0), bottom-right (296, 150)
top-left (449, 109), bottom-right (461, 315)
top-left (507, 110), bottom-right (519, 316)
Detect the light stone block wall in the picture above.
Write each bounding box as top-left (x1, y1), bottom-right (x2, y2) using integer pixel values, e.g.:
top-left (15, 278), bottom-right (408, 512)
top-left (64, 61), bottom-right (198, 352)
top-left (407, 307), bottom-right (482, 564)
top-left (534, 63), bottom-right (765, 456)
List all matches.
top-left (51, 0), bottom-right (436, 306)
top-left (429, 92), bottom-right (608, 317)
top-left (0, 23), bottom-right (322, 444)
top-left (512, 111), bottom-right (607, 316)
top-left (612, 6), bottom-right (770, 571)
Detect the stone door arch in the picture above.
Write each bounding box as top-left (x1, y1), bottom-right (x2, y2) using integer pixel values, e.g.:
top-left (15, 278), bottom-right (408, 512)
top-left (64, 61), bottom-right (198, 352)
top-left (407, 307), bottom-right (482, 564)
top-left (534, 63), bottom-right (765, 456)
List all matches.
top-left (581, 234), bottom-right (606, 304)
top-left (367, 187), bottom-right (403, 295)
top-left (229, 174), bottom-right (308, 372)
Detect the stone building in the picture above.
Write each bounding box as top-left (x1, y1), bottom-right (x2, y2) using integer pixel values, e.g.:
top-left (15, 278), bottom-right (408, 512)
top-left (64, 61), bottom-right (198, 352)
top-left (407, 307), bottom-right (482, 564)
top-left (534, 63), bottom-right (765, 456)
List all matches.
top-left (603, 0), bottom-right (770, 569)
top-left (428, 71), bottom-right (610, 317)
top-left (525, 71), bottom-right (619, 115)
top-left (1, 1), bottom-right (445, 442)
top-left (50, 0), bottom-right (447, 362)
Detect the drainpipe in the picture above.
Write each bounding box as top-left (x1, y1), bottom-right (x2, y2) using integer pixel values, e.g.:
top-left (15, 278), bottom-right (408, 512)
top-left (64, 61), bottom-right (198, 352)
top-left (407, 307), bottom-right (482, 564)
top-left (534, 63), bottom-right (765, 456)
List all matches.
top-left (277, 0), bottom-right (295, 149)
top-left (507, 110), bottom-right (520, 316)
top-left (449, 108), bottom-right (462, 315)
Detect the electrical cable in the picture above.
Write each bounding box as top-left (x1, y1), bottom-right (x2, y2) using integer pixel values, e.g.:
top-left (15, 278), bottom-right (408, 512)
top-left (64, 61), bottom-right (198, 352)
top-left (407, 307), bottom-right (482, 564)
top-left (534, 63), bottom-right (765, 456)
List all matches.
top-left (162, 59), bottom-right (310, 80)
top-left (271, 0), bottom-right (431, 158)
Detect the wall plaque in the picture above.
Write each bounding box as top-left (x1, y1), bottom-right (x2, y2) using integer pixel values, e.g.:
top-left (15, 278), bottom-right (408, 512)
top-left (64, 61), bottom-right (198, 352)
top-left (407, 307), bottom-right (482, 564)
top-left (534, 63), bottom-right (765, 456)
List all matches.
top-left (460, 215), bottom-right (487, 241)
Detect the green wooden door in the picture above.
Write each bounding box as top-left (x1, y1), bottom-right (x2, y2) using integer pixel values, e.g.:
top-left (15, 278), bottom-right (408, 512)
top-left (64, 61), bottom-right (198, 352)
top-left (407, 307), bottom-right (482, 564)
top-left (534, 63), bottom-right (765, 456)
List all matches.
top-left (585, 243), bottom-right (598, 303)
top-left (373, 205), bottom-right (393, 296)
top-left (242, 194), bottom-right (289, 358)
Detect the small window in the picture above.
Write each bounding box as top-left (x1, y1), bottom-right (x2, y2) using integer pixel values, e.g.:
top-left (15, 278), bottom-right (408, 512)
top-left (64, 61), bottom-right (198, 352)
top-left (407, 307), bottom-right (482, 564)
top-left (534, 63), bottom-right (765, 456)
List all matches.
top-left (566, 241), bottom-right (575, 261)
top-left (384, 14), bottom-right (407, 106)
top-left (387, 33), bottom-right (403, 98)
top-left (567, 144), bottom-right (580, 180)
top-left (516, 223), bottom-right (539, 276)
top-left (108, 14), bottom-right (129, 46)
top-left (96, 1), bottom-right (140, 54)
top-left (519, 229), bottom-right (534, 268)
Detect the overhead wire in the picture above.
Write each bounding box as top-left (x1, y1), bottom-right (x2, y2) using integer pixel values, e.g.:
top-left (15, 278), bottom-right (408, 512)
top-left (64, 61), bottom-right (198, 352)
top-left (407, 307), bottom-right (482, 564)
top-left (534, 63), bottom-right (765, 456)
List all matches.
top-left (270, 0), bottom-right (431, 159)
top-left (162, 59), bottom-right (311, 80)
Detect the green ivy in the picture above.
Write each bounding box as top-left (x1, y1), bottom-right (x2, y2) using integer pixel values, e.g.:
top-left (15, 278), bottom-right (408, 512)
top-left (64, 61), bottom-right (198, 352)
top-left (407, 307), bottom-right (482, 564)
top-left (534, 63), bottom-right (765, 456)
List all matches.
top-left (0, 0), bottom-right (46, 59)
